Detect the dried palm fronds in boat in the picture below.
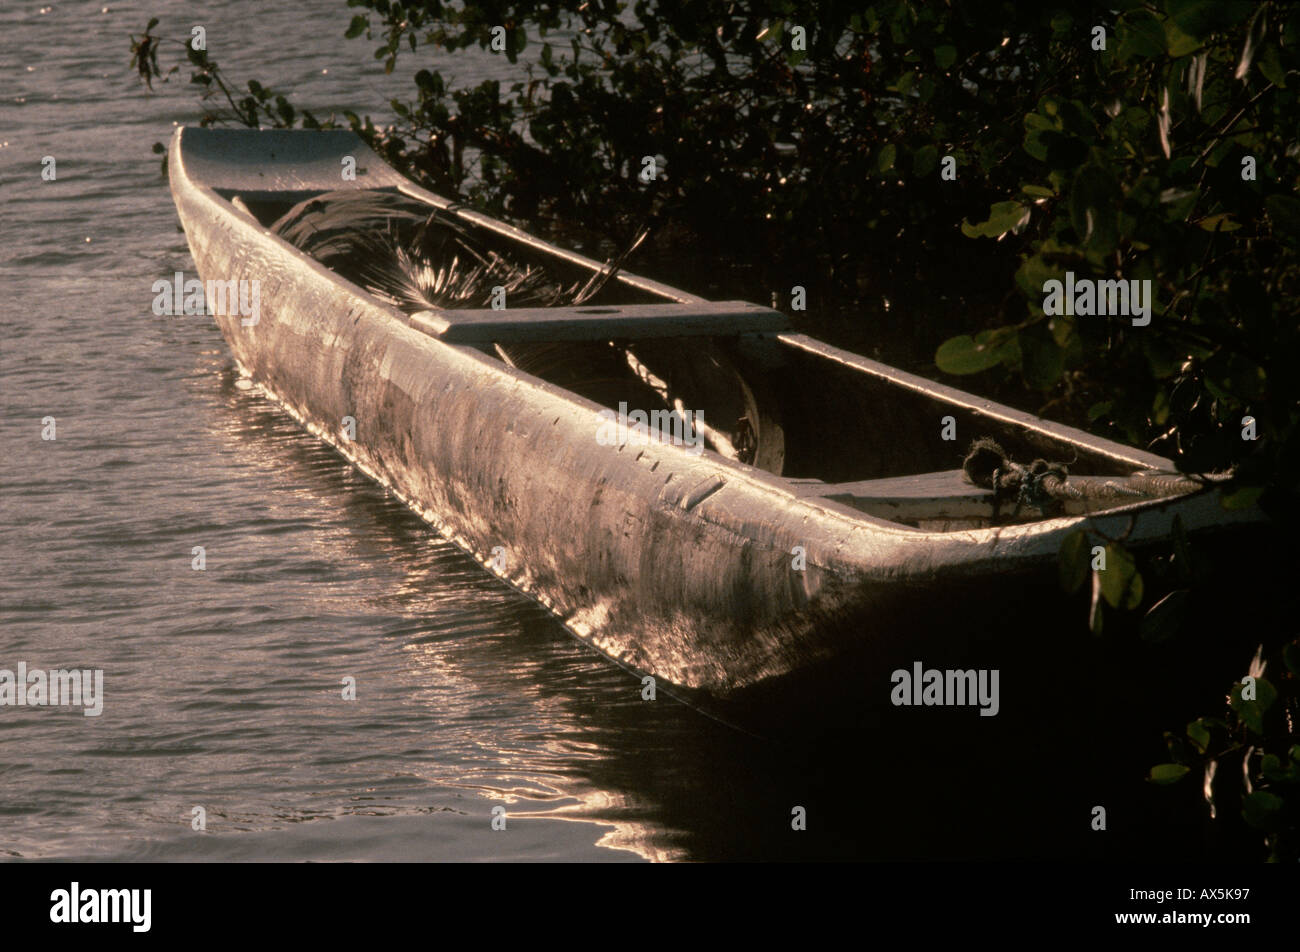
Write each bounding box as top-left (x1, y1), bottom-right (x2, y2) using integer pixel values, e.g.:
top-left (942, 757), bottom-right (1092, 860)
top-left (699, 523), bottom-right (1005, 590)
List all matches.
top-left (270, 188), bottom-right (645, 313)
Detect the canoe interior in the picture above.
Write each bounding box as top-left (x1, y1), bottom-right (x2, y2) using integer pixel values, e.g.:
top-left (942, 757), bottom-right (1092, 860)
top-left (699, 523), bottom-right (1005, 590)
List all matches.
top-left (222, 183), bottom-right (1192, 531)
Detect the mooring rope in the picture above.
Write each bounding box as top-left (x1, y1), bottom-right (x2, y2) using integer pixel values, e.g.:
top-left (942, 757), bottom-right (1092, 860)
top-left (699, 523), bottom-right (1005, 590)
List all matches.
top-left (961, 437), bottom-right (1202, 518)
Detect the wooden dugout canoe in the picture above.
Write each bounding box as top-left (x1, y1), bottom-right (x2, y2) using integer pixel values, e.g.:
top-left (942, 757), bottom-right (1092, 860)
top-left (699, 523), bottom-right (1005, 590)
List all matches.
top-left (167, 126), bottom-right (1263, 705)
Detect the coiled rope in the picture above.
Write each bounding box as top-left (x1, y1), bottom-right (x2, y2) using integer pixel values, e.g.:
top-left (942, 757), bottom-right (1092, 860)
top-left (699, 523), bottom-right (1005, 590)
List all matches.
top-left (961, 437), bottom-right (1203, 519)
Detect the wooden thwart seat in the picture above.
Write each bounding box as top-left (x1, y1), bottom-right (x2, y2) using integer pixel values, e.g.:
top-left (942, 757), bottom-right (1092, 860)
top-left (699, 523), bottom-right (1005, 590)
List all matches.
top-left (795, 469), bottom-right (1197, 523)
top-left (409, 301), bottom-right (788, 343)
top-left (794, 471), bottom-right (997, 522)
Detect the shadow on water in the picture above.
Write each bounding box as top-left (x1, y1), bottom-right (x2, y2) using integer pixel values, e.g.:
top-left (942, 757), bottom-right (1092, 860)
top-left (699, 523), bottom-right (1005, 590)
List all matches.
top-left (204, 359), bottom-right (1288, 862)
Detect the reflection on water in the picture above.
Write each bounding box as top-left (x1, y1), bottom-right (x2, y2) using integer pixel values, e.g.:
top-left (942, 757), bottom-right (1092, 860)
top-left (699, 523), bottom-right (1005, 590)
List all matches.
top-left (194, 363), bottom-right (698, 862)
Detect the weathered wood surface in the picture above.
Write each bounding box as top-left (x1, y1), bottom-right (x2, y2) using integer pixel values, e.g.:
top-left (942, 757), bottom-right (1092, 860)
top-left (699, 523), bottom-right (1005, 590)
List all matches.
top-left (799, 470), bottom-right (1204, 521)
top-left (169, 126), bottom-right (1267, 699)
top-left (412, 301), bottom-right (788, 342)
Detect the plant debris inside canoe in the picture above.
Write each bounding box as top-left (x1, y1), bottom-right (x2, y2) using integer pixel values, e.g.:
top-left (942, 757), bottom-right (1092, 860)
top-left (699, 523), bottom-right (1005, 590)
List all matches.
top-left (270, 189), bottom-right (644, 312)
top-left (264, 188), bottom-right (787, 470)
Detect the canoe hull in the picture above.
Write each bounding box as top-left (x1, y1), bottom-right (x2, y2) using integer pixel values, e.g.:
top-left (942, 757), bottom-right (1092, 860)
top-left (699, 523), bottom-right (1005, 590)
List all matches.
top-left (168, 128), bottom-right (1265, 702)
